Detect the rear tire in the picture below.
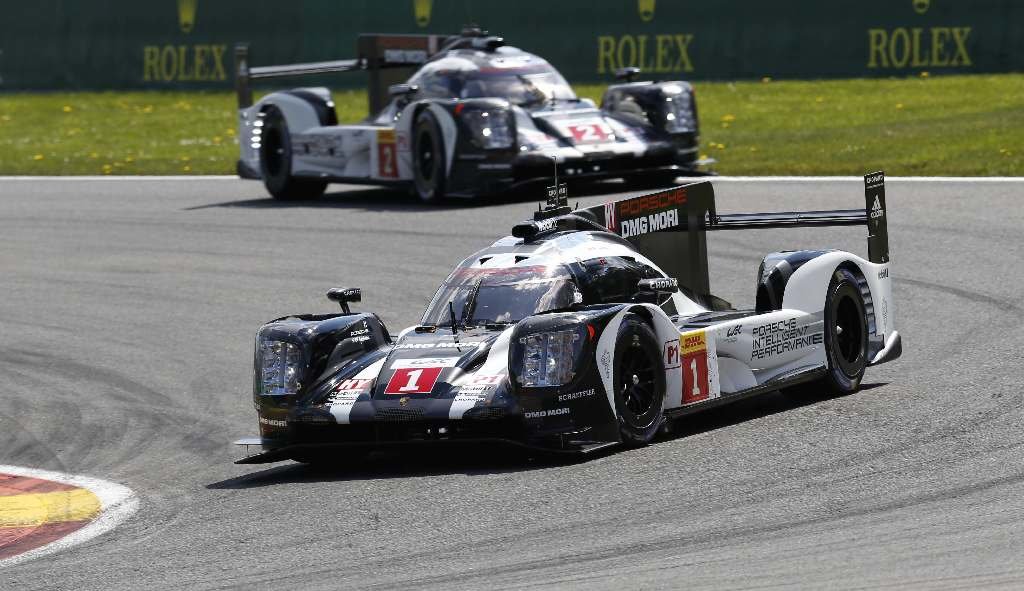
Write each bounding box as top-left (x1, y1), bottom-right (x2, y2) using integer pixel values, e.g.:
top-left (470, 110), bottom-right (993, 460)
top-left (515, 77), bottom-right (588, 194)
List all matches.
top-left (259, 106), bottom-right (328, 201)
top-left (412, 110), bottom-right (447, 203)
top-left (612, 313), bottom-right (666, 447)
top-left (819, 267), bottom-right (869, 393)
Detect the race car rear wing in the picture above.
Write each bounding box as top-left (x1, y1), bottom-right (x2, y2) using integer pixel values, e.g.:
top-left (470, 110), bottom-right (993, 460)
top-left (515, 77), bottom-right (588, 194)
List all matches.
top-left (234, 33), bottom-right (451, 112)
top-left (708, 172), bottom-right (889, 263)
top-left (572, 172), bottom-right (890, 303)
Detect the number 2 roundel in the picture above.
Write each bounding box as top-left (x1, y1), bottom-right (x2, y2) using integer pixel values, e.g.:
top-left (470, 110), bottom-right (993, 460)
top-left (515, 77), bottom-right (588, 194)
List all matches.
top-left (385, 367), bottom-right (443, 395)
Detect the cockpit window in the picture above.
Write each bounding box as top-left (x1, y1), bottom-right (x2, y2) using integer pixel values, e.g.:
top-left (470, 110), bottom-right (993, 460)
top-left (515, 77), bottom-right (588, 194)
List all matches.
top-left (407, 59), bottom-right (576, 107)
top-left (460, 70), bottom-right (576, 107)
top-left (577, 256), bottom-right (678, 314)
top-left (421, 266), bottom-right (582, 327)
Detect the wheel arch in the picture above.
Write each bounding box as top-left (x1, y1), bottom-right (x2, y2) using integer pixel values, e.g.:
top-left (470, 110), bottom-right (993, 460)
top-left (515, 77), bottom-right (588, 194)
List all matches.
top-left (255, 90), bottom-right (332, 133)
top-left (593, 304), bottom-right (679, 420)
top-left (411, 101), bottom-right (458, 178)
top-left (239, 89), bottom-right (337, 181)
top-left (780, 250), bottom-right (894, 361)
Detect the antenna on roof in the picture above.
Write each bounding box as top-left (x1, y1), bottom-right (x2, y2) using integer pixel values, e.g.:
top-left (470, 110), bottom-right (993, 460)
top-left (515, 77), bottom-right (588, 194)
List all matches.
top-left (552, 155), bottom-right (558, 196)
top-left (534, 155), bottom-right (570, 221)
top-left (544, 155), bottom-right (567, 208)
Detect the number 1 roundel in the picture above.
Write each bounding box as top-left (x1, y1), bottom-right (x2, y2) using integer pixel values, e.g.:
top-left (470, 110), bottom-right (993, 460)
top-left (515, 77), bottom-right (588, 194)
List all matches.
top-left (680, 330), bottom-right (709, 404)
top-left (385, 367), bottom-right (443, 395)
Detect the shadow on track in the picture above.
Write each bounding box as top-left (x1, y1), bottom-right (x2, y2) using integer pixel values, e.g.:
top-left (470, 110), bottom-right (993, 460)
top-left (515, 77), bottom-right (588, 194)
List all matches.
top-left (182, 179), bottom-right (659, 212)
top-left (662, 381), bottom-right (888, 441)
top-left (205, 446), bottom-right (575, 490)
top-left (208, 382), bottom-right (886, 490)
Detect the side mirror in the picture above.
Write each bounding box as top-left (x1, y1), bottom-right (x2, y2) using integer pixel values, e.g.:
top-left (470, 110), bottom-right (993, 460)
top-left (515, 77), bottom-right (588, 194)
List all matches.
top-left (387, 83), bottom-right (418, 97)
top-left (614, 67), bottom-right (641, 82)
top-left (327, 287), bottom-right (361, 314)
top-left (637, 277), bottom-right (678, 294)
top-left (633, 277), bottom-right (677, 304)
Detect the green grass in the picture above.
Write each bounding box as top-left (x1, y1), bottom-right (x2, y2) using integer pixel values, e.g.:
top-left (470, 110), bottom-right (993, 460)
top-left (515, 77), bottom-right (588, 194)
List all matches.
top-left (0, 74), bottom-right (1021, 176)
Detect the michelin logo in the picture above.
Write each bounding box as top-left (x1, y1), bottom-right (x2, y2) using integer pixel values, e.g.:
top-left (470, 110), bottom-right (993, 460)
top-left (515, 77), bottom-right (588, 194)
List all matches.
top-left (620, 209), bottom-right (679, 238)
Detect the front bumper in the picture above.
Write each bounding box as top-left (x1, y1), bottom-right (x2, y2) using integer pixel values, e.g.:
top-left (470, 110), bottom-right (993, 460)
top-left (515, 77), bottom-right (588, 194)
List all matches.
top-left (235, 397), bottom-right (617, 463)
top-left (233, 423), bottom-right (615, 464)
top-left (446, 142), bottom-right (713, 197)
top-left (233, 436), bottom-right (616, 464)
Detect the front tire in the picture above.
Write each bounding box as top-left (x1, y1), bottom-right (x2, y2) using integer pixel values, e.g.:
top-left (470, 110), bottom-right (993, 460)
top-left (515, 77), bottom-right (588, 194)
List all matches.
top-left (412, 110), bottom-right (447, 203)
top-left (259, 106), bottom-right (328, 201)
top-left (612, 313), bottom-right (666, 447)
top-left (819, 267), bottom-right (869, 393)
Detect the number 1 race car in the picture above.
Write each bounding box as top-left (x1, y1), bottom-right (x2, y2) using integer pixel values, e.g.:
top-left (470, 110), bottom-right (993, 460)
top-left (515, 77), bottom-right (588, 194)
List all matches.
top-left (233, 27), bottom-right (709, 202)
top-left (234, 173), bottom-right (901, 464)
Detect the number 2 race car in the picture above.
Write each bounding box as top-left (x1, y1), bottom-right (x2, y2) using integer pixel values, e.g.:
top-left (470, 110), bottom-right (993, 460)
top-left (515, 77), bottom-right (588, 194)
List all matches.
top-left (233, 27), bottom-right (709, 202)
top-left (234, 173), bottom-right (901, 464)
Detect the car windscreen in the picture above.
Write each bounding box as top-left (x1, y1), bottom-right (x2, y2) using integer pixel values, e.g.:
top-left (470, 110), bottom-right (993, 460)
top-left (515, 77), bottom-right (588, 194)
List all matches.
top-left (420, 266), bottom-right (581, 327)
top-left (459, 70), bottom-right (576, 106)
top-left (409, 58), bottom-right (576, 106)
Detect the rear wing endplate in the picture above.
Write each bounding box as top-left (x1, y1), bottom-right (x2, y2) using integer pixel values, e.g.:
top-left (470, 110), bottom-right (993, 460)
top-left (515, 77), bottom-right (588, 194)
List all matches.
top-left (234, 34), bottom-right (452, 112)
top-left (575, 172), bottom-right (890, 302)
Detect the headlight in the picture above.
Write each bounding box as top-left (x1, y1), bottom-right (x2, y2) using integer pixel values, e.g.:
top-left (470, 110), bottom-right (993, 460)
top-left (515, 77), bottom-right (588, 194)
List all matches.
top-left (664, 91), bottom-right (696, 133)
top-left (461, 107), bottom-right (514, 149)
top-left (516, 328), bottom-right (585, 387)
top-left (255, 339), bottom-right (304, 396)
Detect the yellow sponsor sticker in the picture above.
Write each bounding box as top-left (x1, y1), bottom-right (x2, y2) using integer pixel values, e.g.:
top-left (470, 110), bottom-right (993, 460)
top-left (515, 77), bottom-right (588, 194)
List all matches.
top-left (377, 129), bottom-right (396, 144)
top-left (680, 329), bottom-right (706, 355)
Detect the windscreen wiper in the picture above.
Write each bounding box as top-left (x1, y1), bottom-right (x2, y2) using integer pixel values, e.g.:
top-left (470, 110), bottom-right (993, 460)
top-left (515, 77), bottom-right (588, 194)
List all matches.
top-left (448, 300), bottom-right (461, 351)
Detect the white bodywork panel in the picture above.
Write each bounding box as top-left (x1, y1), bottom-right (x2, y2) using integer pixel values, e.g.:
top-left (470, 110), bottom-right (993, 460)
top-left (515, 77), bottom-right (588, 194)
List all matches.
top-left (238, 89), bottom-right (422, 183)
top-left (424, 103), bottom-right (458, 178)
top-left (782, 251), bottom-right (896, 347)
top-left (447, 327), bottom-right (514, 419)
top-left (531, 108), bottom-right (649, 161)
top-left (327, 358), bottom-right (385, 424)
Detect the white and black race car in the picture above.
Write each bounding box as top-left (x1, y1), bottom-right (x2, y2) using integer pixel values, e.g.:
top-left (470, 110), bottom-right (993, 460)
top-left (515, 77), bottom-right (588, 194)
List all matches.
top-left (234, 173), bottom-right (901, 464)
top-left (233, 27), bottom-right (709, 202)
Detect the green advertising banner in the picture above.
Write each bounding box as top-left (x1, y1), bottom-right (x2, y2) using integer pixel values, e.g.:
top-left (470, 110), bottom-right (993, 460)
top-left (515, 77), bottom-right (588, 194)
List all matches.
top-left (0, 0), bottom-right (1021, 91)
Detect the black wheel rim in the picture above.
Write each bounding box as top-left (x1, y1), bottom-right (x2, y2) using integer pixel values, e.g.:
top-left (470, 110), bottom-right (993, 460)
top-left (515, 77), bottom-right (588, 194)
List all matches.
top-left (616, 343), bottom-right (657, 424)
top-left (833, 293), bottom-right (864, 376)
top-left (263, 127), bottom-right (284, 177)
top-left (417, 130), bottom-right (435, 183)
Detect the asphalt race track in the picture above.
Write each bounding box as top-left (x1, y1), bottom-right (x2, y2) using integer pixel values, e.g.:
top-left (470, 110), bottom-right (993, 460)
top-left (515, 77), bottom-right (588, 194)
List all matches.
top-left (1, 177), bottom-right (1022, 590)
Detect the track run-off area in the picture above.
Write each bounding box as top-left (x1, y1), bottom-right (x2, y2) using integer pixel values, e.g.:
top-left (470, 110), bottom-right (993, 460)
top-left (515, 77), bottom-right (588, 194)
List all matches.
top-left (0, 176), bottom-right (1022, 589)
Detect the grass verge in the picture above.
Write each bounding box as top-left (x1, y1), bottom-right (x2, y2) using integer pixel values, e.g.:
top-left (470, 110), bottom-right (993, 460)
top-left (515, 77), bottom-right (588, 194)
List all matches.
top-left (0, 74), bottom-right (1020, 176)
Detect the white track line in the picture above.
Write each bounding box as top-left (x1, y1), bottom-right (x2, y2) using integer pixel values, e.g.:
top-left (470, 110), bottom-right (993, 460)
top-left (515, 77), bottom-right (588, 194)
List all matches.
top-left (0, 465), bottom-right (139, 569)
top-left (709, 176), bottom-right (1024, 182)
top-left (0, 175), bottom-right (238, 181)
top-left (0, 175), bottom-right (1022, 182)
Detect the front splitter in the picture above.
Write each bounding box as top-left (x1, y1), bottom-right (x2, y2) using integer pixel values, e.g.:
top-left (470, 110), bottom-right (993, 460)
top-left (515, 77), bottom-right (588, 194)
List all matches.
top-left (232, 436), bottom-right (617, 464)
